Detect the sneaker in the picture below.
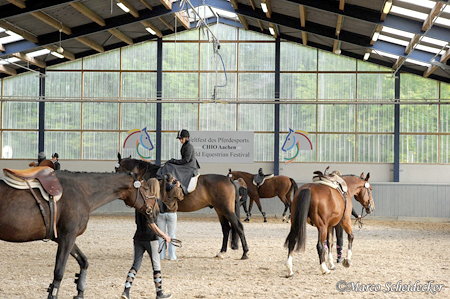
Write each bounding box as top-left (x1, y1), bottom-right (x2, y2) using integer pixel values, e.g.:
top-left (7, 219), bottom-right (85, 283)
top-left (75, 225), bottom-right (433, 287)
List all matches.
top-left (156, 293), bottom-right (172, 299)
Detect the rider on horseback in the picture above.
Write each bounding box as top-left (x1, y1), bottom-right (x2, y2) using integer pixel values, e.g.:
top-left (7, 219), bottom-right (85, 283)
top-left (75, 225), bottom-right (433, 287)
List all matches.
top-left (157, 129), bottom-right (200, 194)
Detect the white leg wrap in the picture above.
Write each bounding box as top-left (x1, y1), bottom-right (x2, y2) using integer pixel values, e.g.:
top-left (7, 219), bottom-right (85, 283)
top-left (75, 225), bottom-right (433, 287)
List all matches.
top-left (347, 249), bottom-right (352, 261)
top-left (285, 256), bottom-right (294, 277)
top-left (320, 262), bottom-right (331, 274)
top-left (328, 251), bottom-right (336, 270)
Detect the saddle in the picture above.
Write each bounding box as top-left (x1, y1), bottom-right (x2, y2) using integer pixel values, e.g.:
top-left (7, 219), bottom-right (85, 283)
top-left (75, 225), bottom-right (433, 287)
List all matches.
top-left (2, 166), bottom-right (62, 240)
top-left (253, 168), bottom-right (274, 187)
top-left (312, 166), bottom-right (348, 194)
top-left (4, 166), bottom-right (62, 197)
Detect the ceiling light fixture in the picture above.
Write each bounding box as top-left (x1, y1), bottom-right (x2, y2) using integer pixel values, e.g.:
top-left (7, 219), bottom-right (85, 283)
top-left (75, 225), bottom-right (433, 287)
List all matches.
top-left (363, 51), bottom-right (371, 61)
top-left (51, 51), bottom-right (64, 59)
top-left (372, 31), bottom-right (380, 42)
top-left (117, 1), bottom-right (130, 13)
top-left (146, 27), bottom-right (156, 35)
top-left (383, 0), bottom-right (393, 14)
top-left (261, 2), bottom-right (268, 13)
top-left (269, 25), bottom-right (275, 36)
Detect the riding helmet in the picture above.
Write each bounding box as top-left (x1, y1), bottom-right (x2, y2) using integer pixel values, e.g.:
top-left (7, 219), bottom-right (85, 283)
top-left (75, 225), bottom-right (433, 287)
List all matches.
top-left (52, 153), bottom-right (59, 158)
top-left (176, 129), bottom-right (190, 139)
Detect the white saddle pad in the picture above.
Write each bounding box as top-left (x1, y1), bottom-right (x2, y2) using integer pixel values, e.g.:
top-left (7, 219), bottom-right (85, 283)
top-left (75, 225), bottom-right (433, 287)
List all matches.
top-left (187, 174), bottom-right (200, 193)
top-left (1, 176), bottom-right (62, 202)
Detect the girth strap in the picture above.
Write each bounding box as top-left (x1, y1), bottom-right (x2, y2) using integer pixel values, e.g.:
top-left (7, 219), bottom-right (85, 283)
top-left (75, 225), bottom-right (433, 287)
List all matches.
top-left (24, 178), bottom-right (57, 240)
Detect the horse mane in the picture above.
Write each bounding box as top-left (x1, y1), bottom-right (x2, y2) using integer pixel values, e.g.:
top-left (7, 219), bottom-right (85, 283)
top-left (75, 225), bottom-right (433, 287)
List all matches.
top-left (126, 158), bottom-right (160, 171)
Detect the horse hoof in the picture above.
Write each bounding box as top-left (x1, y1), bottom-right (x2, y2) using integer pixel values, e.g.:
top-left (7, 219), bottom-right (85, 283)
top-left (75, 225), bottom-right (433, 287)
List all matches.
top-left (231, 246), bottom-right (239, 250)
top-left (264, 219), bottom-right (267, 223)
top-left (216, 252), bottom-right (225, 259)
top-left (285, 273), bottom-right (294, 278)
top-left (241, 254), bottom-right (249, 260)
top-left (244, 218), bottom-right (250, 222)
top-left (343, 259), bottom-right (351, 268)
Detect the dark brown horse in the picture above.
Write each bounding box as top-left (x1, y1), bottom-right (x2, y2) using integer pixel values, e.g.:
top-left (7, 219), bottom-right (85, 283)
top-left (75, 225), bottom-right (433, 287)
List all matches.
top-left (228, 170), bottom-right (298, 222)
top-left (284, 173), bottom-right (374, 277)
top-left (0, 167), bottom-right (158, 299)
top-left (116, 154), bottom-right (249, 259)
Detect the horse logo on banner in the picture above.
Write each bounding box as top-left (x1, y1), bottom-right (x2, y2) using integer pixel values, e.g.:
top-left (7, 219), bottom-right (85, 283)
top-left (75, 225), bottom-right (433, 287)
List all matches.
top-left (281, 128), bottom-right (313, 163)
top-left (123, 127), bottom-right (154, 161)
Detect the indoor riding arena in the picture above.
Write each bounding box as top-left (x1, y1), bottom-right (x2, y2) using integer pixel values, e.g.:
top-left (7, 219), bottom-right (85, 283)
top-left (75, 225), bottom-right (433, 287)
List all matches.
top-left (1, 1), bottom-right (450, 299)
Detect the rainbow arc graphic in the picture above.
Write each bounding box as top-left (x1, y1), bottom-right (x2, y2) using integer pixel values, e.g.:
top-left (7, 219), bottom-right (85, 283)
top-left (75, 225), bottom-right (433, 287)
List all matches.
top-left (281, 128), bottom-right (313, 163)
top-left (123, 127), bottom-right (154, 161)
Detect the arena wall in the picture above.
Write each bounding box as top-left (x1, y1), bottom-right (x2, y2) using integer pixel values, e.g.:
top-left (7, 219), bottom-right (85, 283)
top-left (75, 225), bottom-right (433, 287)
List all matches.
top-left (1, 160), bottom-right (449, 220)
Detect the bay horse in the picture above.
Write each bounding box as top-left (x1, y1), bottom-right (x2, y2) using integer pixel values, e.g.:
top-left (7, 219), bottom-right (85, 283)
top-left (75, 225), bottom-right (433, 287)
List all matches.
top-left (284, 173), bottom-right (374, 277)
top-left (116, 154), bottom-right (249, 259)
top-left (0, 167), bottom-right (159, 299)
top-left (228, 170), bottom-right (298, 222)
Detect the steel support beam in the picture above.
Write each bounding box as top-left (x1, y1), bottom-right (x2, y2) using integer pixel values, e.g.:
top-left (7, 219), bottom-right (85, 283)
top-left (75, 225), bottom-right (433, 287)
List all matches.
top-left (274, 37), bottom-right (280, 176)
top-left (156, 37), bottom-right (163, 165)
top-left (38, 69), bottom-right (46, 154)
top-left (394, 74), bottom-right (400, 182)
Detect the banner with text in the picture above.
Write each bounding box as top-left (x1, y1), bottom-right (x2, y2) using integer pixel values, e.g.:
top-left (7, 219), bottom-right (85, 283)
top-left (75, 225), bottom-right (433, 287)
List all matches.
top-left (189, 131), bottom-right (254, 163)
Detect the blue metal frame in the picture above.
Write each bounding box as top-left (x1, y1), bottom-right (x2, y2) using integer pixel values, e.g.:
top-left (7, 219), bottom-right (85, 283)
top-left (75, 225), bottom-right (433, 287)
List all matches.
top-left (38, 69), bottom-right (45, 153)
top-left (274, 37), bottom-right (280, 175)
top-left (156, 38), bottom-right (163, 165)
top-left (394, 74), bottom-right (400, 182)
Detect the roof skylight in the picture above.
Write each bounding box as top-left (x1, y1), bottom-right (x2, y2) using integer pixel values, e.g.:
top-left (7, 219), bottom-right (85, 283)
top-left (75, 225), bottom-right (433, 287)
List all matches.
top-left (0, 30), bottom-right (24, 44)
top-left (390, 6), bottom-right (428, 21)
top-left (373, 50), bottom-right (400, 60)
top-left (381, 26), bottom-right (414, 39)
top-left (378, 34), bottom-right (409, 46)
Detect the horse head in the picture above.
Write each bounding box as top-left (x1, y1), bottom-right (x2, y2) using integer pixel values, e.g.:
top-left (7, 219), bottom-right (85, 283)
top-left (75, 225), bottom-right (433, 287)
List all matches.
top-left (124, 167), bottom-right (159, 224)
top-left (354, 172), bottom-right (375, 215)
top-left (139, 127), bottom-right (154, 151)
top-left (282, 128), bottom-right (296, 152)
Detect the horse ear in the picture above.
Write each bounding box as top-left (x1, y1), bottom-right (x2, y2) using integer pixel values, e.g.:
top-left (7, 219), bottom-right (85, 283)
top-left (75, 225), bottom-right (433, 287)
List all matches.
top-left (360, 172), bottom-right (364, 179)
top-left (365, 172), bottom-right (370, 181)
top-left (128, 155), bottom-right (132, 159)
top-left (117, 152), bottom-right (122, 163)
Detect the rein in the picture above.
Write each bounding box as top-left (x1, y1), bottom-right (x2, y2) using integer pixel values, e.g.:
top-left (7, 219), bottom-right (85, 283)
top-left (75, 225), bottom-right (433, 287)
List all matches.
top-left (158, 238), bottom-right (182, 254)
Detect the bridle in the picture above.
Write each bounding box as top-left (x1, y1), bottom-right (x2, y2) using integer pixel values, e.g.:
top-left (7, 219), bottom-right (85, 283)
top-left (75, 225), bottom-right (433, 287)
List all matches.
top-left (127, 179), bottom-right (158, 220)
top-left (356, 180), bottom-right (373, 224)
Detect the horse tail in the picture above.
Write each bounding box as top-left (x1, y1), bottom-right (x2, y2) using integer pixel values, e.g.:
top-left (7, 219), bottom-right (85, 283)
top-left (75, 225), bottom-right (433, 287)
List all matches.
top-left (289, 178), bottom-right (298, 200)
top-left (117, 152), bottom-right (122, 163)
top-left (284, 188), bottom-right (311, 252)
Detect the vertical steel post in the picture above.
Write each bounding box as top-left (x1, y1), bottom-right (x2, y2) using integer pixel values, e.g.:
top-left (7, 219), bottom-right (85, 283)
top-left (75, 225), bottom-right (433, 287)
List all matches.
top-left (156, 37), bottom-right (163, 165)
top-left (394, 74), bottom-right (400, 182)
top-left (274, 37), bottom-right (280, 175)
top-left (38, 68), bottom-right (46, 153)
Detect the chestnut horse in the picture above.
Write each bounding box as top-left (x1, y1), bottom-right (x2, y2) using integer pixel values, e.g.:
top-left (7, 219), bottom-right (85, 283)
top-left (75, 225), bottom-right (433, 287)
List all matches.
top-left (284, 173), bottom-right (374, 277)
top-left (0, 168), bottom-right (158, 299)
top-left (228, 170), bottom-right (298, 222)
top-left (116, 154), bottom-right (249, 259)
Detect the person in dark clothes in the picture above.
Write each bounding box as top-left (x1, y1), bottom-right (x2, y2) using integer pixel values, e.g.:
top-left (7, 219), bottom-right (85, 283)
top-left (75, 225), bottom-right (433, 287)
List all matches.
top-left (156, 129), bottom-right (200, 194)
top-left (121, 178), bottom-right (172, 299)
top-left (51, 153), bottom-right (61, 170)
